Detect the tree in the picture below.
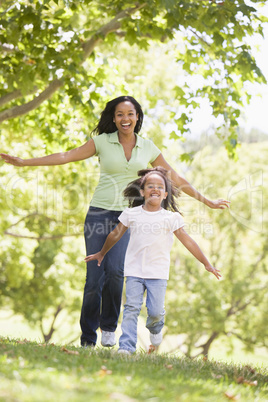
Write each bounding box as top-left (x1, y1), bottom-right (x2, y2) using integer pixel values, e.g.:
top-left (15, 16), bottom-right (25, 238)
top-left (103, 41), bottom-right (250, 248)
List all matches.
top-left (1, 0), bottom-right (267, 343)
top-left (0, 0), bottom-right (267, 156)
top-left (164, 141), bottom-right (268, 357)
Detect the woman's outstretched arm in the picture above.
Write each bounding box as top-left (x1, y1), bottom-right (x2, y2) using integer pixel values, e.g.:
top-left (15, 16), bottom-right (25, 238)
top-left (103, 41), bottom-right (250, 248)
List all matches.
top-left (0, 139), bottom-right (96, 167)
top-left (151, 153), bottom-right (230, 209)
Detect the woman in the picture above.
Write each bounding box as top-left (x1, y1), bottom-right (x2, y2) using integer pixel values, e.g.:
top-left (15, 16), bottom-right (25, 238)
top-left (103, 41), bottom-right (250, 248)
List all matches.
top-left (0, 95), bottom-right (229, 347)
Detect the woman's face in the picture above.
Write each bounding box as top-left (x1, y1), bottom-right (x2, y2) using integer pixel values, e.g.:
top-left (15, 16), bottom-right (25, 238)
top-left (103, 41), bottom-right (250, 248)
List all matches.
top-left (113, 101), bottom-right (139, 136)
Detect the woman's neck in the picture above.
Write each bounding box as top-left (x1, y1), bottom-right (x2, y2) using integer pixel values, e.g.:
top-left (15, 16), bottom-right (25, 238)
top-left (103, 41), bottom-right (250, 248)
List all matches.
top-left (117, 131), bottom-right (136, 144)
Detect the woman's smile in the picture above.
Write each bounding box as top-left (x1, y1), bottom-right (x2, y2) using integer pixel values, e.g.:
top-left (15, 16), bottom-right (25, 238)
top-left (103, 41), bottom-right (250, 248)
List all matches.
top-left (114, 101), bottom-right (139, 136)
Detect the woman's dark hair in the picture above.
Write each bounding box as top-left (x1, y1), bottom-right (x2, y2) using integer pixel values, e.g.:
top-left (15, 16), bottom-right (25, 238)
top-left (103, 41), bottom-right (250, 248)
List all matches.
top-left (123, 167), bottom-right (181, 213)
top-left (91, 96), bottom-right (144, 135)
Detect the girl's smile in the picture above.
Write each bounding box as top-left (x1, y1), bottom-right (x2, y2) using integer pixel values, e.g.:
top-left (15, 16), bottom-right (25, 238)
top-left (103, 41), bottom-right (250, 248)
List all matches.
top-left (140, 174), bottom-right (168, 211)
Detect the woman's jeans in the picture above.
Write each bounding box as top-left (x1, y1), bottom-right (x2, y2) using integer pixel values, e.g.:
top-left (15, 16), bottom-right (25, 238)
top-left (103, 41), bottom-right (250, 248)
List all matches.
top-left (80, 207), bottom-right (130, 346)
top-left (119, 276), bottom-right (167, 353)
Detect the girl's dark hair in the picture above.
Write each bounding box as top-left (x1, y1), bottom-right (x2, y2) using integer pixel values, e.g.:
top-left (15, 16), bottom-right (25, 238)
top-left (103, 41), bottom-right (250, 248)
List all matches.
top-left (91, 96), bottom-right (144, 135)
top-left (123, 167), bottom-right (181, 213)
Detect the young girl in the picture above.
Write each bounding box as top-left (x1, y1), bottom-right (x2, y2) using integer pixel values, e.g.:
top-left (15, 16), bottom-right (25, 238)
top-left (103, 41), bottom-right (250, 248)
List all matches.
top-left (85, 167), bottom-right (221, 355)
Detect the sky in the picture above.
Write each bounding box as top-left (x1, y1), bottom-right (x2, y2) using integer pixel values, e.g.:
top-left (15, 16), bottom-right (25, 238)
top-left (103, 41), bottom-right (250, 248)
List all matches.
top-left (189, 3), bottom-right (268, 136)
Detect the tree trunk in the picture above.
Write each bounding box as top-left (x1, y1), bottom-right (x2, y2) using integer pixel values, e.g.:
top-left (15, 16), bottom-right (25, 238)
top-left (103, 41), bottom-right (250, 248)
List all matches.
top-left (41, 303), bottom-right (63, 343)
top-left (200, 331), bottom-right (219, 357)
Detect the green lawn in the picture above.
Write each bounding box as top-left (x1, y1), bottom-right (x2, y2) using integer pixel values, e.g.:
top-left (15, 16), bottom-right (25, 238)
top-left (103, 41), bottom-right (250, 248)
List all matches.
top-left (1, 309), bottom-right (268, 368)
top-left (0, 338), bottom-right (267, 402)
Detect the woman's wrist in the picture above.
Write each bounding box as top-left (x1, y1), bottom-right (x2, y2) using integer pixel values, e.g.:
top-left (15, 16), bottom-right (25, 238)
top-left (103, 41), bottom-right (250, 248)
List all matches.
top-left (203, 198), bottom-right (212, 207)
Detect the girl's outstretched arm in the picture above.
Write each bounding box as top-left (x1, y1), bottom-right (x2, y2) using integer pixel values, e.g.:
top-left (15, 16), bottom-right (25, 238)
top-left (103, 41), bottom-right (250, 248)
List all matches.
top-left (0, 139), bottom-right (96, 167)
top-left (84, 222), bottom-right (128, 267)
top-left (174, 227), bottom-right (221, 280)
top-left (151, 153), bottom-right (230, 210)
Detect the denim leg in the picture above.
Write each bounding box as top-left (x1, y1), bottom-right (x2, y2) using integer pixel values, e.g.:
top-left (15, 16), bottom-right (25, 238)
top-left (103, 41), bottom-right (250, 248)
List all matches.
top-left (80, 207), bottom-right (129, 346)
top-left (119, 277), bottom-right (145, 353)
top-left (145, 279), bottom-right (167, 335)
top-left (100, 227), bottom-right (130, 331)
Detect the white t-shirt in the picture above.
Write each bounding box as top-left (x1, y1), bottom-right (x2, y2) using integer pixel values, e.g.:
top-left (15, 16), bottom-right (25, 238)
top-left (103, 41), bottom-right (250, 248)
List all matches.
top-left (119, 205), bottom-right (185, 280)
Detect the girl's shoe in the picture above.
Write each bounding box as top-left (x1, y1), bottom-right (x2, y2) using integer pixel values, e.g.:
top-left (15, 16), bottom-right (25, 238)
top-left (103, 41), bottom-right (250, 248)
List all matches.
top-left (150, 331), bottom-right (162, 346)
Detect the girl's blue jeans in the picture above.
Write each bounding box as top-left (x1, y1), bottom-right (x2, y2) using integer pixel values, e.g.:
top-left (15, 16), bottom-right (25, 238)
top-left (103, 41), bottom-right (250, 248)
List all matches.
top-left (80, 207), bottom-right (130, 346)
top-left (119, 276), bottom-right (167, 353)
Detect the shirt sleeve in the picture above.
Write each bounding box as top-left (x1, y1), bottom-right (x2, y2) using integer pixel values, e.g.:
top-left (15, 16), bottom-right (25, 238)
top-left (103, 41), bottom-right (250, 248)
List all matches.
top-left (118, 208), bottom-right (130, 228)
top-left (92, 134), bottom-right (104, 156)
top-left (148, 140), bottom-right (161, 163)
top-left (171, 212), bottom-right (185, 232)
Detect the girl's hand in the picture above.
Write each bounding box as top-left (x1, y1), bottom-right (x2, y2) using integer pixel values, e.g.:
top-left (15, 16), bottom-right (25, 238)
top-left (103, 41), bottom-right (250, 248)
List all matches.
top-left (206, 199), bottom-right (230, 209)
top-left (205, 264), bottom-right (221, 280)
top-left (0, 153), bottom-right (25, 167)
top-left (84, 252), bottom-right (103, 267)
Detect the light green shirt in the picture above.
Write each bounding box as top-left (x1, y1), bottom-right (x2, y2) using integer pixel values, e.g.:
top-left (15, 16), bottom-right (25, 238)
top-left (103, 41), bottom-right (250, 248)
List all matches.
top-left (90, 131), bottom-right (161, 211)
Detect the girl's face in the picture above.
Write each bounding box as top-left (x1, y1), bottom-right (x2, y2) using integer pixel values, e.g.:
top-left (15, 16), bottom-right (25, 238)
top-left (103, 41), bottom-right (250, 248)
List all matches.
top-left (113, 101), bottom-right (139, 136)
top-left (140, 174), bottom-right (168, 209)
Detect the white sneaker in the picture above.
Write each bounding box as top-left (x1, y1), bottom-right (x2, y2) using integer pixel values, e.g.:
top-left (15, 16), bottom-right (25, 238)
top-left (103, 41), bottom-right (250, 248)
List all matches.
top-left (118, 349), bottom-right (131, 356)
top-left (101, 330), bottom-right (116, 347)
top-left (150, 331), bottom-right (162, 347)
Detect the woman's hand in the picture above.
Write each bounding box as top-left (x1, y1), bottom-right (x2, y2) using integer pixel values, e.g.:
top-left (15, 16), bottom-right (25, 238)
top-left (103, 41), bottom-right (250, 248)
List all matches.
top-left (204, 264), bottom-right (221, 280)
top-left (84, 252), bottom-right (104, 267)
top-left (205, 199), bottom-right (230, 209)
top-left (0, 153), bottom-right (25, 167)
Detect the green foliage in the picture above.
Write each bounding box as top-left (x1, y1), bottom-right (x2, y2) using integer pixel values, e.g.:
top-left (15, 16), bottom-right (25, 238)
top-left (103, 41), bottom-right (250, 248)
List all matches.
top-left (0, 0), bottom-right (267, 154)
top-left (0, 0), bottom-right (268, 346)
top-left (0, 338), bottom-right (267, 401)
top-left (0, 125), bottom-right (100, 341)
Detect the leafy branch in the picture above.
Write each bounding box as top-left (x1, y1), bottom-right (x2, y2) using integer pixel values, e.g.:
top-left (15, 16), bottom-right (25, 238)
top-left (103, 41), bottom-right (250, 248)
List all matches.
top-left (0, 3), bottom-right (146, 123)
top-left (4, 212), bottom-right (83, 240)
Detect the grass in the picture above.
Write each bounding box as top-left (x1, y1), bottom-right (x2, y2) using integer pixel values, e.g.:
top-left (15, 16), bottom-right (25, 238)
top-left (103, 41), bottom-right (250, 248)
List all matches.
top-left (0, 337), bottom-right (267, 401)
top-left (1, 309), bottom-right (268, 368)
